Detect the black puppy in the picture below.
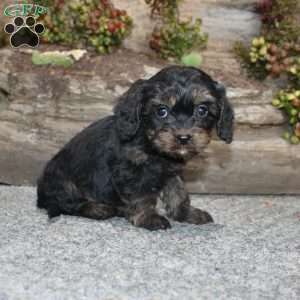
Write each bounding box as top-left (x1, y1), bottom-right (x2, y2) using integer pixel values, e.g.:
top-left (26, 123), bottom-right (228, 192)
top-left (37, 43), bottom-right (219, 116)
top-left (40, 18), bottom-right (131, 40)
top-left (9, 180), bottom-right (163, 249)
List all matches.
top-left (37, 66), bottom-right (234, 230)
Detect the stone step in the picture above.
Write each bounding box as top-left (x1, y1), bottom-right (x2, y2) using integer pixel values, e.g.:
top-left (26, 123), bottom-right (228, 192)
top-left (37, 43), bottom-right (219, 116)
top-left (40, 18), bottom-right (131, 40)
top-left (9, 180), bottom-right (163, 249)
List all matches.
top-left (186, 126), bottom-right (300, 194)
top-left (0, 126), bottom-right (299, 194)
top-left (114, 0), bottom-right (260, 53)
top-left (0, 48), bottom-right (284, 131)
top-left (0, 48), bottom-right (297, 194)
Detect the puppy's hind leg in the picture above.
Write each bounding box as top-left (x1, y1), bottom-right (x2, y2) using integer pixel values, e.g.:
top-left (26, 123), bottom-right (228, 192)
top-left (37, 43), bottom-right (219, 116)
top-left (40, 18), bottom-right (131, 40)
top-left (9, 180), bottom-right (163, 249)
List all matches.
top-left (161, 176), bottom-right (213, 225)
top-left (38, 178), bottom-right (117, 220)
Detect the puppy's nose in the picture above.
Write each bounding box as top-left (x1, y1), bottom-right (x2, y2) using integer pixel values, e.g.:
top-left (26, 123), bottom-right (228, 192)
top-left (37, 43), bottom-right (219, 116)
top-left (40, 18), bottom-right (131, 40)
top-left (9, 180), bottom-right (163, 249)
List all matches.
top-left (176, 134), bottom-right (192, 145)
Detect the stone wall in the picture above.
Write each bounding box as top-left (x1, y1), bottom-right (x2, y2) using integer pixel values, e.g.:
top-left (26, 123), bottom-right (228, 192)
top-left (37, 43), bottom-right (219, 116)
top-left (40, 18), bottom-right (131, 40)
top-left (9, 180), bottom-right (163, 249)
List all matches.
top-left (114, 0), bottom-right (260, 53)
top-left (0, 1), bottom-right (299, 194)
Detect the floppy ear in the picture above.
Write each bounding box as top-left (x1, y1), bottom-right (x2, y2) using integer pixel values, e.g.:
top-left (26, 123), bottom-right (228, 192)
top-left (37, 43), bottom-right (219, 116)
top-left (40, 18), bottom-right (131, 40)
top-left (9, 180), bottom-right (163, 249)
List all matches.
top-left (113, 79), bottom-right (147, 141)
top-left (215, 83), bottom-right (234, 144)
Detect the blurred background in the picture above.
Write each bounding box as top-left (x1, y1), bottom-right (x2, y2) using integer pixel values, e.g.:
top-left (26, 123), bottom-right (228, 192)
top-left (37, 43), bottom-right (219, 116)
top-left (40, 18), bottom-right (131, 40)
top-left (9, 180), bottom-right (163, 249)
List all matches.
top-left (0, 0), bottom-right (299, 194)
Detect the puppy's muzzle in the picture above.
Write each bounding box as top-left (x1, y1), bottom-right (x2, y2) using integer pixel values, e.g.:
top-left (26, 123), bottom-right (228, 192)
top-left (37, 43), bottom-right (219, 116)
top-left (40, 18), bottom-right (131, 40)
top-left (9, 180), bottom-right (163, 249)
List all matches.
top-left (176, 134), bottom-right (192, 145)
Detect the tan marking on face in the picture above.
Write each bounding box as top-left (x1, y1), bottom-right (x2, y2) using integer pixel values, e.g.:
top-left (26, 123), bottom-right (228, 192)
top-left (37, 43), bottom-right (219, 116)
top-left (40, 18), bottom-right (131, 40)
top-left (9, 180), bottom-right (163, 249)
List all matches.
top-left (190, 128), bottom-right (212, 152)
top-left (150, 96), bottom-right (176, 107)
top-left (147, 129), bottom-right (155, 139)
top-left (151, 98), bottom-right (163, 105)
top-left (192, 89), bottom-right (199, 98)
top-left (169, 96), bottom-right (177, 106)
top-left (193, 89), bottom-right (214, 105)
top-left (152, 128), bottom-right (211, 160)
top-left (153, 130), bottom-right (175, 154)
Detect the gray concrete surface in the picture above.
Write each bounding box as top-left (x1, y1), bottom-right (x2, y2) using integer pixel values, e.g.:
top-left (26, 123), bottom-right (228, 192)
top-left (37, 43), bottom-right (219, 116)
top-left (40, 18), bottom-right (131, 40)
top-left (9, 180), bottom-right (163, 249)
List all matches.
top-left (0, 186), bottom-right (299, 300)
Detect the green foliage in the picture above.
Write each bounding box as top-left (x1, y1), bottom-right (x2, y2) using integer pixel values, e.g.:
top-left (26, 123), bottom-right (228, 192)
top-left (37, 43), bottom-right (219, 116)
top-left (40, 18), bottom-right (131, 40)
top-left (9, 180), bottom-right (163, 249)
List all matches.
top-left (150, 18), bottom-right (207, 59)
top-left (233, 40), bottom-right (269, 80)
top-left (32, 51), bottom-right (74, 67)
top-left (145, 0), bottom-right (183, 17)
top-left (288, 57), bottom-right (300, 88)
top-left (146, 0), bottom-right (208, 60)
top-left (40, 0), bottom-right (133, 54)
top-left (257, 0), bottom-right (300, 44)
top-left (181, 52), bottom-right (203, 67)
top-left (234, 0), bottom-right (300, 144)
top-left (272, 89), bottom-right (300, 144)
top-left (234, 0), bottom-right (300, 81)
top-left (236, 37), bottom-right (300, 81)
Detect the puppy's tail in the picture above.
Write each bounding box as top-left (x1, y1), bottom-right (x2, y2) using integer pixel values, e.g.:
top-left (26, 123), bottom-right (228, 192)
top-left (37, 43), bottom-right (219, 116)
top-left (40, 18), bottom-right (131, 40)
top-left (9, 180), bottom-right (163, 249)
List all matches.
top-left (37, 176), bottom-right (84, 218)
top-left (37, 181), bottom-right (63, 218)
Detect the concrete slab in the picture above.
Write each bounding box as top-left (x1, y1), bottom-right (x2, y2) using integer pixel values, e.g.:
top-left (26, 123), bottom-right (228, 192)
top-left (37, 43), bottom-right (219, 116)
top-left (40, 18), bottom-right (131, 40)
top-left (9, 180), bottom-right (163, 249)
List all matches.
top-left (0, 186), bottom-right (299, 300)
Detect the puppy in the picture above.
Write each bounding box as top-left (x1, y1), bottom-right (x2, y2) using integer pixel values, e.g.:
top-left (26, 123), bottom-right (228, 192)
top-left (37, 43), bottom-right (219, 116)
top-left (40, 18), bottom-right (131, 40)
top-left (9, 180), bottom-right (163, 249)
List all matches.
top-left (37, 66), bottom-right (234, 230)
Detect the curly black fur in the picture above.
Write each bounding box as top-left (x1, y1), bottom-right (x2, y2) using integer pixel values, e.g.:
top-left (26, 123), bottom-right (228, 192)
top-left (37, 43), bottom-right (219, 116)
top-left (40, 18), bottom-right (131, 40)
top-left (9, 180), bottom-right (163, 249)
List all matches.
top-left (37, 66), bottom-right (234, 230)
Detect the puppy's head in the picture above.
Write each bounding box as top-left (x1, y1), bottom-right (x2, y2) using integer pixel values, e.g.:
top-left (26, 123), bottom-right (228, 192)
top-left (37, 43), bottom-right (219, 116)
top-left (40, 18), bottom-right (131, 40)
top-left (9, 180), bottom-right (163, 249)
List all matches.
top-left (114, 66), bottom-right (234, 160)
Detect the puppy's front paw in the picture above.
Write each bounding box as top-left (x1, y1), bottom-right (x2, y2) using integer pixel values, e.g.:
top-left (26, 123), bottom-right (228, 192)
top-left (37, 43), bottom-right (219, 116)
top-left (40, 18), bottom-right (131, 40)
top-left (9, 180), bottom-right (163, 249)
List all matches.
top-left (187, 207), bottom-right (214, 225)
top-left (134, 213), bottom-right (171, 231)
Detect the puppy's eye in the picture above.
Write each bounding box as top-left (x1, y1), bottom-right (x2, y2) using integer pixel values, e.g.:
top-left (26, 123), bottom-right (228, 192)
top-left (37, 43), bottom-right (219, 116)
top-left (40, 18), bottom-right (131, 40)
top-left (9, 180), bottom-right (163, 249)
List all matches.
top-left (197, 104), bottom-right (208, 117)
top-left (156, 106), bottom-right (169, 119)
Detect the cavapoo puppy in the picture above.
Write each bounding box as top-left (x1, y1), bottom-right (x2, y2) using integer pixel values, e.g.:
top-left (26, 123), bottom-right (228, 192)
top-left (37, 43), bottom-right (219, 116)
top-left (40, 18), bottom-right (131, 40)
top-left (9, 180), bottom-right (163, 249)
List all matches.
top-left (37, 66), bottom-right (234, 230)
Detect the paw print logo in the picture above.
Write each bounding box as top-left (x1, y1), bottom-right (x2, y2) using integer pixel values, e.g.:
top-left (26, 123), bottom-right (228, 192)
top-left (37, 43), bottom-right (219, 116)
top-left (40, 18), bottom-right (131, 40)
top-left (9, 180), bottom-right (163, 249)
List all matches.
top-left (4, 16), bottom-right (45, 48)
